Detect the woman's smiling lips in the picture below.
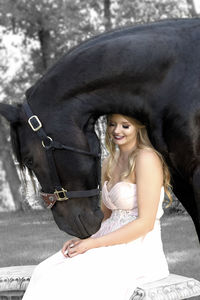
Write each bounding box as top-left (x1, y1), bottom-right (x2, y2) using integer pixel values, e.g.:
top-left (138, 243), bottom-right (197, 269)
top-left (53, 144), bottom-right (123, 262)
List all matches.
top-left (113, 135), bottom-right (125, 140)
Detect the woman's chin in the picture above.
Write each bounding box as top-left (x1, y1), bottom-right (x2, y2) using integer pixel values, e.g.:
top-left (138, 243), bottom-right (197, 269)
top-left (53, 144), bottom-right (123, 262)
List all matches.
top-left (113, 140), bottom-right (126, 146)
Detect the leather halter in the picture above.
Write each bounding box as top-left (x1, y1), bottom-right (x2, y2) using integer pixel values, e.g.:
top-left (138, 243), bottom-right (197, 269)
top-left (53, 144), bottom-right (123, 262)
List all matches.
top-left (23, 102), bottom-right (101, 208)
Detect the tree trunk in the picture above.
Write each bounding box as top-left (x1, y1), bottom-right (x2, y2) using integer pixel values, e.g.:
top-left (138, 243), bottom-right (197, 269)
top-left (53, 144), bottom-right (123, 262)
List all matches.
top-left (37, 18), bottom-right (54, 71)
top-left (104, 0), bottom-right (112, 31)
top-left (0, 118), bottom-right (22, 210)
top-left (37, 28), bottom-right (52, 70)
top-left (186, 0), bottom-right (199, 16)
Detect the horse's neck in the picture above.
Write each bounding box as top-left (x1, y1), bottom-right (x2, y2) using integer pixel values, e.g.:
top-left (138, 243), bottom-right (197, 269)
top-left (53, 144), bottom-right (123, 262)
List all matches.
top-left (61, 92), bottom-right (148, 130)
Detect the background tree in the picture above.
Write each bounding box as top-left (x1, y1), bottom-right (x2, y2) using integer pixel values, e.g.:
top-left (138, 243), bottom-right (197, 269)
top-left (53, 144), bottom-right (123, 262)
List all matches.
top-left (0, 118), bottom-right (22, 210)
top-left (186, 0), bottom-right (200, 17)
top-left (104, 0), bottom-right (112, 30)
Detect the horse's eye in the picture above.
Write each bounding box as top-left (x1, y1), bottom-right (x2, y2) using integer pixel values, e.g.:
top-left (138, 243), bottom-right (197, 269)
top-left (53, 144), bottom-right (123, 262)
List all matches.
top-left (24, 158), bottom-right (33, 169)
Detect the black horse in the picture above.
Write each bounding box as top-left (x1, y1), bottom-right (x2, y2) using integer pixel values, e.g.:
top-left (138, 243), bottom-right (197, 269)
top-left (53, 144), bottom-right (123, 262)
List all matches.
top-left (0, 18), bottom-right (200, 240)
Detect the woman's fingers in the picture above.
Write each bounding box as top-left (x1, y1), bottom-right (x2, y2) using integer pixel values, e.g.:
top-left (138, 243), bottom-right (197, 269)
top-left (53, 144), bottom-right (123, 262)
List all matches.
top-left (68, 251), bottom-right (78, 258)
top-left (62, 238), bottom-right (93, 258)
top-left (61, 239), bottom-right (80, 256)
top-left (67, 245), bottom-right (80, 257)
top-left (61, 241), bottom-right (71, 256)
top-left (62, 240), bottom-right (75, 255)
top-left (67, 241), bottom-right (88, 257)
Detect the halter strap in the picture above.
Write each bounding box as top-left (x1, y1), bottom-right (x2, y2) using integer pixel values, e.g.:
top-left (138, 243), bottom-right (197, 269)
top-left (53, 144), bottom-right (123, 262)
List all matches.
top-left (22, 102), bottom-right (101, 208)
top-left (23, 103), bottom-right (99, 157)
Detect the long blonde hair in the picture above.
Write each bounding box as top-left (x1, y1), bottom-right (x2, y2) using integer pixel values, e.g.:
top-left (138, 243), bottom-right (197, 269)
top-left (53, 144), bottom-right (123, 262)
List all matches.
top-left (104, 114), bottom-right (172, 206)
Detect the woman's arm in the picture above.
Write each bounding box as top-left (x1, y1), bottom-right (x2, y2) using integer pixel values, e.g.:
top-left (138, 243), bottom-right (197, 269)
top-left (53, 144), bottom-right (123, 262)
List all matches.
top-left (92, 149), bottom-right (163, 247)
top-left (64, 149), bottom-right (163, 257)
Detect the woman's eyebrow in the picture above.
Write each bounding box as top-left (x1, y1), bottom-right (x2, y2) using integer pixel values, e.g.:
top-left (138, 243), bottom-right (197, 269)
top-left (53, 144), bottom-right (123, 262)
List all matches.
top-left (109, 120), bottom-right (130, 124)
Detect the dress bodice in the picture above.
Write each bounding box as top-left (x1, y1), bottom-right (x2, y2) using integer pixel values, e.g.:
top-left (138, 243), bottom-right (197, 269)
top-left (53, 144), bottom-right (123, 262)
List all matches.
top-left (91, 181), bottom-right (165, 238)
top-left (102, 180), bottom-right (165, 219)
top-left (103, 181), bottom-right (137, 210)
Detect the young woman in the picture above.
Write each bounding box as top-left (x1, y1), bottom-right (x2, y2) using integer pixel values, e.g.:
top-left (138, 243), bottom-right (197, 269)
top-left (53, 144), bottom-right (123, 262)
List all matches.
top-left (22, 114), bottom-right (171, 300)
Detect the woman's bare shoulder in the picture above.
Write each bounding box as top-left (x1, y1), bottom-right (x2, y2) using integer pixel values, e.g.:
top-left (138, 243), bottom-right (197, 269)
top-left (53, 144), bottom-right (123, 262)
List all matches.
top-left (135, 148), bottom-right (163, 184)
top-left (136, 148), bottom-right (161, 164)
top-left (135, 148), bottom-right (163, 174)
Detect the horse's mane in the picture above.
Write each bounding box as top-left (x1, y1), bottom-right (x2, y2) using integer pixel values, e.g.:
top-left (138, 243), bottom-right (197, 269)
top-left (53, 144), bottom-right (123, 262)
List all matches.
top-left (10, 113), bottom-right (36, 189)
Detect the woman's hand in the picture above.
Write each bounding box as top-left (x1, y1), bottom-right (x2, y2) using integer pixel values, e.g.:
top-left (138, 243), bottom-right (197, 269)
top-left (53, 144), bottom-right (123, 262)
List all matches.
top-left (61, 238), bottom-right (80, 257)
top-left (62, 238), bottom-right (96, 258)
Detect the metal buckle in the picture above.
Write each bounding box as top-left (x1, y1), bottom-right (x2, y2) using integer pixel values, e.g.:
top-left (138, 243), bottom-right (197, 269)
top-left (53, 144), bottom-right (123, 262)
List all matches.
top-left (54, 188), bottom-right (68, 201)
top-left (42, 136), bottom-right (53, 148)
top-left (28, 115), bottom-right (42, 131)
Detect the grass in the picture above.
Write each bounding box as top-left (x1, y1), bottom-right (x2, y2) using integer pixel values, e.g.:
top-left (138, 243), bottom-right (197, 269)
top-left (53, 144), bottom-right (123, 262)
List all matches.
top-left (0, 210), bottom-right (71, 266)
top-left (162, 214), bottom-right (200, 280)
top-left (0, 210), bottom-right (199, 281)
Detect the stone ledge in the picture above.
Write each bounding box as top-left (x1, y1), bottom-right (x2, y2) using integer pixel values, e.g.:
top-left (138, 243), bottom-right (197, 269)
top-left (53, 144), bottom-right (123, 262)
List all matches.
top-left (0, 265), bottom-right (35, 294)
top-left (0, 266), bottom-right (200, 300)
top-left (131, 274), bottom-right (200, 300)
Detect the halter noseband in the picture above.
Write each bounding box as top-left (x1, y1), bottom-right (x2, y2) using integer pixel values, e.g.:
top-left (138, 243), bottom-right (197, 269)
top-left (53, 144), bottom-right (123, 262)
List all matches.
top-left (23, 102), bottom-right (101, 208)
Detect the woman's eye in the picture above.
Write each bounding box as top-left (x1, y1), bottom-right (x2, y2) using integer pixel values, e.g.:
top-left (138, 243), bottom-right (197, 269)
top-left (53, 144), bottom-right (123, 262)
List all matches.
top-left (109, 123), bottom-right (115, 127)
top-left (122, 125), bottom-right (130, 129)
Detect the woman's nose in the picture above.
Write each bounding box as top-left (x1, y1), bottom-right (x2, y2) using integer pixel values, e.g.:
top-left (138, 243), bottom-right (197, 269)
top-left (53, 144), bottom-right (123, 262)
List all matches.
top-left (113, 124), bottom-right (121, 134)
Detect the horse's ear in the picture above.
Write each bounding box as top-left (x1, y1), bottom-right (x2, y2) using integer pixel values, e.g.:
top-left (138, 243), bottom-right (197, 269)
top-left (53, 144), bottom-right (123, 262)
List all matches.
top-left (25, 86), bottom-right (35, 99)
top-left (0, 103), bottom-right (20, 124)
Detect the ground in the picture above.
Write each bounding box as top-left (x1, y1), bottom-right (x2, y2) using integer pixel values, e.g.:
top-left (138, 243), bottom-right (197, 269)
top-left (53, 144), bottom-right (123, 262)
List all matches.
top-left (0, 210), bottom-right (199, 281)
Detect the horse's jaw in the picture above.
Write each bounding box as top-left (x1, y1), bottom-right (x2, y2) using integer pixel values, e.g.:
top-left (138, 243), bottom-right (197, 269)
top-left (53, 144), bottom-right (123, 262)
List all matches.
top-left (51, 200), bottom-right (103, 238)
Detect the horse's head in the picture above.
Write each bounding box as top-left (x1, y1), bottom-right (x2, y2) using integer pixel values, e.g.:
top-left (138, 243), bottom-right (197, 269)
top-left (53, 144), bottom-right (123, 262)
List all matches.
top-left (0, 102), bottom-right (103, 238)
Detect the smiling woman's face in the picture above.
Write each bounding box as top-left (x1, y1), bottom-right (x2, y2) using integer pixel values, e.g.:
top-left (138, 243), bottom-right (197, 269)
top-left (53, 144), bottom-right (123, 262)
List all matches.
top-left (108, 114), bottom-right (138, 148)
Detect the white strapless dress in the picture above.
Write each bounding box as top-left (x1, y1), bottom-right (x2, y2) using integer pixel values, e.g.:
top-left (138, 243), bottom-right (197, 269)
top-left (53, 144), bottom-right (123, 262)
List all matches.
top-left (22, 181), bottom-right (169, 300)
